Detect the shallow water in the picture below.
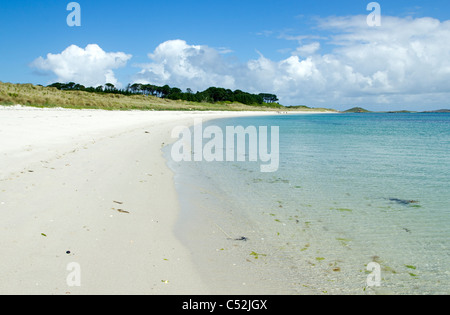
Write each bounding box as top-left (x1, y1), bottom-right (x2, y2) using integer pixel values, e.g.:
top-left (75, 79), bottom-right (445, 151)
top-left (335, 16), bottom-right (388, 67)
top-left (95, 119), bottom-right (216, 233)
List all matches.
top-left (167, 113), bottom-right (450, 295)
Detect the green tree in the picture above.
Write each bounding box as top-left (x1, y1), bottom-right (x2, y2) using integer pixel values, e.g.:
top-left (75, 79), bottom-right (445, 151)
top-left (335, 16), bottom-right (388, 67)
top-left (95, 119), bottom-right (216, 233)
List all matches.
top-left (105, 83), bottom-right (116, 92)
top-left (259, 93), bottom-right (279, 103)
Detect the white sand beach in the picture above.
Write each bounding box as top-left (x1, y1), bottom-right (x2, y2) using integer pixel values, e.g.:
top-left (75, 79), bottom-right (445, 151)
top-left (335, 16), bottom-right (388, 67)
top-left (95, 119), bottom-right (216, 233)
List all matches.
top-left (0, 105), bottom-right (281, 295)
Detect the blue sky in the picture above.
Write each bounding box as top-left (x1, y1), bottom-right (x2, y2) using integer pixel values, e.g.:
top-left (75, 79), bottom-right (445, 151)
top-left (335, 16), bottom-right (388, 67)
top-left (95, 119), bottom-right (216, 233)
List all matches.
top-left (2, 0), bottom-right (450, 110)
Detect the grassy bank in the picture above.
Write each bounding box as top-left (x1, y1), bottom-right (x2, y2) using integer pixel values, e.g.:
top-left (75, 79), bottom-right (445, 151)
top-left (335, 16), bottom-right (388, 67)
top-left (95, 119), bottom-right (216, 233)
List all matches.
top-left (0, 82), bottom-right (336, 112)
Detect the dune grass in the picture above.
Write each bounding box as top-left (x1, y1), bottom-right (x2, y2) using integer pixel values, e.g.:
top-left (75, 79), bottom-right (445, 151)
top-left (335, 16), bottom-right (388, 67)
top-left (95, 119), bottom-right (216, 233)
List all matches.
top-left (0, 82), bottom-right (337, 112)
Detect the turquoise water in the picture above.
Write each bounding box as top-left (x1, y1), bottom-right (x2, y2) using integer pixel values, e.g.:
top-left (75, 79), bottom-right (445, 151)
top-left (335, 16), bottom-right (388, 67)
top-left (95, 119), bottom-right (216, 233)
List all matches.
top-left (168, 113), bottom-right (450, 294)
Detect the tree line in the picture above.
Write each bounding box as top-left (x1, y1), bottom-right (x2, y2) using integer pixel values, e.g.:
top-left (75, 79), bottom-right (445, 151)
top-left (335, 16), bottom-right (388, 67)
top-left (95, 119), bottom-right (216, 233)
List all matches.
top-left (48, 82), bottom-right (279, 106)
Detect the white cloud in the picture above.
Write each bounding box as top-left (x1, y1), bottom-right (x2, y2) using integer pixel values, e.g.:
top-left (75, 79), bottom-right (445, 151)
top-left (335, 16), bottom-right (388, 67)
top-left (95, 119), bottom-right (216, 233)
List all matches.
top-left (35, 16), bottom-right (449, 110)
top-left (133, 39), bottom-right (236, 91)
top-left (245, 16), bottom-right (449, 109)
top-left (31, 44), bottom-right (132, 87)
top-left (293, 42), bottom-right (321, 57)
top-left (132, 15), bottom-right (450, 109)
top-left (308, 15), bottom-right (450, 107)
top-left (253, 15), bottom-right (450, 108)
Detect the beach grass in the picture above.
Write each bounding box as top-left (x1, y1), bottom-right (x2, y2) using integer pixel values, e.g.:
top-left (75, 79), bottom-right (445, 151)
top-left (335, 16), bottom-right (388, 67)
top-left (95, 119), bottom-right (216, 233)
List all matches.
top-left (0, 82), bottom-right (337, 112)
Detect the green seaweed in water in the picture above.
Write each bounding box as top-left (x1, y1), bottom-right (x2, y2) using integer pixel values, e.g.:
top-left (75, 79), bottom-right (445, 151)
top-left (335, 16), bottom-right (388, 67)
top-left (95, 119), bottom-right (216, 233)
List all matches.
top-left (250, 251), bottom-right (267, 259)
top-left (336, 208), bottom-right (353, 212)
top-left (315, 257), bottom-right (325, 261)
top-left (336, 237), bottom-right (351, 246)
top-left (300, 244), bottom-right (310, 252)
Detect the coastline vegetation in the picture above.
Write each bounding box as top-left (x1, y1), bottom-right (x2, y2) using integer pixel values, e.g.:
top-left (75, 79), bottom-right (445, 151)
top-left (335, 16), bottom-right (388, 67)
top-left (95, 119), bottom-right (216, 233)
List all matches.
top-left (1, 81), bottom-right (449, 113)
top-left (48, 82), bottom-right (280, 106)
top-left (0, 81), bottom-right (336, 112)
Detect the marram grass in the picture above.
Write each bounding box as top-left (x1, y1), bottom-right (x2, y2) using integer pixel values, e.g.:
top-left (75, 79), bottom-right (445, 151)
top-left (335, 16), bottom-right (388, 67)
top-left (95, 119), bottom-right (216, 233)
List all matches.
top-left (0, 82), bottom-right (337, 112)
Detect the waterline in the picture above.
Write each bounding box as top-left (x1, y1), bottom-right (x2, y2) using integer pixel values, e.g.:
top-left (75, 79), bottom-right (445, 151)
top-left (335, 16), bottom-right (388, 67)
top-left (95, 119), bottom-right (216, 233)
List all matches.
top-left (167, 113), bottom-right (450, 294)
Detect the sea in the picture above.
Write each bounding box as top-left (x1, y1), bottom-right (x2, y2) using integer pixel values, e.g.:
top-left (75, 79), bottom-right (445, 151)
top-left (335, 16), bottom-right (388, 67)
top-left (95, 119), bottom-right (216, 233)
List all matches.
top-left (165, 113), bottom-right (450, 295)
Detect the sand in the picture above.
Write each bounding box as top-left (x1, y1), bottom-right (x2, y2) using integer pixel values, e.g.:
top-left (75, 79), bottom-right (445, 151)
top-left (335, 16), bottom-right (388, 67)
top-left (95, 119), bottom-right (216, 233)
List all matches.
top-left (0, 105), bottom-right (279, 295)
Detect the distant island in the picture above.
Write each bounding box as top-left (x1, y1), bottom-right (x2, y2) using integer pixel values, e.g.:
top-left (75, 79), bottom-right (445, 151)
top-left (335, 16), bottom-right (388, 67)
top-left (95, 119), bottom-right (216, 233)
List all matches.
top-left (343, 107), bottom-right (372, 113)
top-left (342, 107), bottom-right (450, 114)
top-left (421, 109), bottom-right (450, 113)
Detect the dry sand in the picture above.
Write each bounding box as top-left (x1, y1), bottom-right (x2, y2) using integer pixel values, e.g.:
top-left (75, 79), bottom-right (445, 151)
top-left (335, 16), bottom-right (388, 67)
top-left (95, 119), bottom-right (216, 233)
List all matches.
top-left (0, 105), bottom-right (278, 295)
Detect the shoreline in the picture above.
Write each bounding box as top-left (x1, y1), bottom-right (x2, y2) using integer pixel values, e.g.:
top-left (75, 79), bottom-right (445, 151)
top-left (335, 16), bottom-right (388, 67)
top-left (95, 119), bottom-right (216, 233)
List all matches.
top-left (170, 112), bottom-right (450, 295)
top-left (0, 105), bottom-right (283, 294)
top-left (167, 115), bottom-right (316, 295)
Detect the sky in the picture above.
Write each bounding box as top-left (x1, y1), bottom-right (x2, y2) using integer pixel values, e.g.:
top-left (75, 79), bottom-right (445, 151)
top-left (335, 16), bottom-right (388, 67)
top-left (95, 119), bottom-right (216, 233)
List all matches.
top-left (1, 0), bottom-right (450, 111)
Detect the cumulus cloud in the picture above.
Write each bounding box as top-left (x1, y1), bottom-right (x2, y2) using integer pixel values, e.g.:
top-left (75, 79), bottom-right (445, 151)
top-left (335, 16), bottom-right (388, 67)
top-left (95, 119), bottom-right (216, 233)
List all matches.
top-left (31, 44), bottom-right (132, 87)
top-left (246, 15), bottom-right (450, 107)
top-left (134, 39), bottom-right (236, 91)
top-left (134, 15), bottom-right (450, 109)
top-left (287, 15), bottom-right (450, 107)
top-left (293, 42), bottom-right (321, 57)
